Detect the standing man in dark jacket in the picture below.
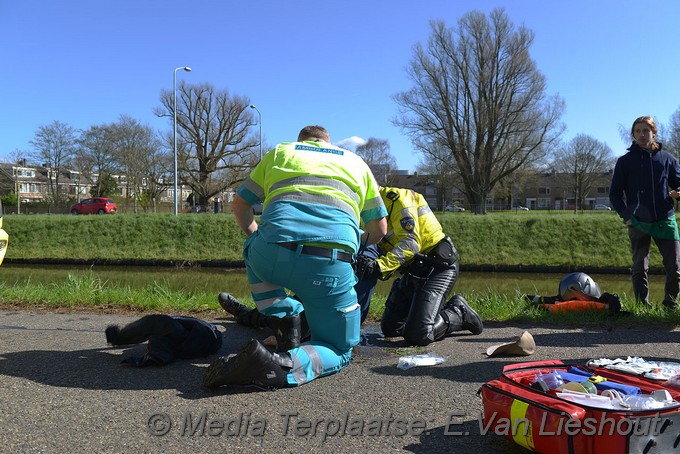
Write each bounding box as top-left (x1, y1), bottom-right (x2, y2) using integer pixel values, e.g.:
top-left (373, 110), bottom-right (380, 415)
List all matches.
top-left (610, 115), bottom-right (680, 309)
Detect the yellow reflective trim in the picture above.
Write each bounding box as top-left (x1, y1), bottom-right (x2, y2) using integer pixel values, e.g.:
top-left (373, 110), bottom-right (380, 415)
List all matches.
top-left (510, 400), bottom-right (534, 450)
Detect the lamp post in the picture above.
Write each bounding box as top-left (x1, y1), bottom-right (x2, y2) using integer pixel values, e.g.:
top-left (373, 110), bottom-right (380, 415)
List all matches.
top-left (173, 66), bottom-right (191, 215)
top-left (249, 104), bottom-right (262, 161)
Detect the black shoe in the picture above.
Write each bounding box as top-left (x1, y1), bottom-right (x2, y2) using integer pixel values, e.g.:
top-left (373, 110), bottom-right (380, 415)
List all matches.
top-left (203, 339), bottom-right (292, 390)
top-left (267, 314), bottom-right (302, 351)
top-left (662, 300), bottom-right (677, 311)
top-left (445, 294), bottom-right (483, 335)
top-left (218, 292), bottom-right (248, 317)
top-left (105, 325), bottom-right (120, 345)
top-left (236, 307), bottom-right (269, 328)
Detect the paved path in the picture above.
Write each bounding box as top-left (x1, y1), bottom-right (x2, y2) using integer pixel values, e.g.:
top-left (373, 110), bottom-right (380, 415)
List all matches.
top-left (0, 309), bottom-right (678, 453)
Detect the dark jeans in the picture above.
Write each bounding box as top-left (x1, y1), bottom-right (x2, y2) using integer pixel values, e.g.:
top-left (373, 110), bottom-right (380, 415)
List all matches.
top-left (628, 226), bottom-right (680, 306)
top-left (114, 315), bottom-right (222, 364)
top-left (380, 237), bottom-right (459, 345)
top-left (355, 244), bottom-right (381, 323)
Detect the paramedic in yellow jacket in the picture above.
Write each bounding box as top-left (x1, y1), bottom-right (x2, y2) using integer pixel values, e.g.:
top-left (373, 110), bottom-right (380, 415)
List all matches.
top-left (204, 125), bottom-right (387, 390)
top-left (354, 187), bottom-right (483, 346)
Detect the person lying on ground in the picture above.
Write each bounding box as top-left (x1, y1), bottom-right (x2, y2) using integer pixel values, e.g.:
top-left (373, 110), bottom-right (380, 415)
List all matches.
top-left (105, 314), bottom-right (222, 367)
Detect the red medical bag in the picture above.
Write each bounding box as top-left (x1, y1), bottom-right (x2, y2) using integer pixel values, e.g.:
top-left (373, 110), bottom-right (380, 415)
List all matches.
top-left (479, 360), bottom-right (680, 453)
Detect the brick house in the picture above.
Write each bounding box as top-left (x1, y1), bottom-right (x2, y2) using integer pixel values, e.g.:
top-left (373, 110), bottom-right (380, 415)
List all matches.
top-left (0, 161), bottom-right (615, 213)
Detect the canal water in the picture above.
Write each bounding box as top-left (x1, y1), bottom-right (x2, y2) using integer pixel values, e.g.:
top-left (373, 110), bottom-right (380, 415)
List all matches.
top-left (0, 263), bottom-right (666, 301)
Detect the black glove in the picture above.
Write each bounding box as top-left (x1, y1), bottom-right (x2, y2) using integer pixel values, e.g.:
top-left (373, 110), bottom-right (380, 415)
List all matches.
top-left (353, 254), bottom-right (381, 281)
top-left (598, 292), bottom-right (622, 314)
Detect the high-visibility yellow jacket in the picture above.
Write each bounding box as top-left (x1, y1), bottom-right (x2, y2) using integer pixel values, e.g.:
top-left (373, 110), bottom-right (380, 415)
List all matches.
top-left (376, 186), bottom-right (445, 279)
top-left (237, 140), bottom-right (386, 252)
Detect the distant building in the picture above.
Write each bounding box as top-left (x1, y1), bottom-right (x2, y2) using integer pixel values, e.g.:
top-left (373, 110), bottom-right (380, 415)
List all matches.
top-left (0, 162), bottom-right (189, 213)
top-left (0, 161), bottom-right (615, 213)
top-left (388, 169), bottom-right (614, 211)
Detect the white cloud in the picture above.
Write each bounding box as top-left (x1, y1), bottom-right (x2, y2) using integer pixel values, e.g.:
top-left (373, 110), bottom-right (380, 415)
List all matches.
top-left (335, 136), bottom-right (366, 151)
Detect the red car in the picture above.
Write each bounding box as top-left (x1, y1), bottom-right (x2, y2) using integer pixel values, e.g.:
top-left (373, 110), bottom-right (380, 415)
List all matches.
top-left (70, 198), bottom-right (118, 215)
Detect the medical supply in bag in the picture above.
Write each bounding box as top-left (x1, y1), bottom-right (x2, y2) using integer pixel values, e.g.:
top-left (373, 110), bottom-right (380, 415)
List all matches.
top-left (479, 359), bottom-right (680, 453)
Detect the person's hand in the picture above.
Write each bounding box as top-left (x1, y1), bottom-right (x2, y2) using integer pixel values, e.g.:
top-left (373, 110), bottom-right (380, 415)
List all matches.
top-left (353, 255), bottom-right (381, 281)
top-left (670, 189), bottom-right (680, 199)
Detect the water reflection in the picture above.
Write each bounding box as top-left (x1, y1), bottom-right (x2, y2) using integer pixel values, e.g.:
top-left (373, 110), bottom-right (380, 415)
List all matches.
top-left (0, 263), bottom-right (666, 301)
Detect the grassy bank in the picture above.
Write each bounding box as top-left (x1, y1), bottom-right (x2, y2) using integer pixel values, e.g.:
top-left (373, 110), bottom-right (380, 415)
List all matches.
top-left (0, 211), bottom-right (676, 326)
top-left (1, 269), bottom-right (675, 327)
top-left (1, 211), bottom-right (647, 268)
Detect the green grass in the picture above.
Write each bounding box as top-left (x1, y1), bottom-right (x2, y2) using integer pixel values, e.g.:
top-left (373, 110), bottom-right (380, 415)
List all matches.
top-left (438, 212), bottom-right (635, 268)
top-left (2, 270), bottom-right (678, 328)
top-left (0, 211), bottom-right (641, 267)
top-left (4, 213), bottom-right (247, 262)
top-left (1, 211), bottom-right (677, 327)
top-left (0, 272), bottom-right (217, 314)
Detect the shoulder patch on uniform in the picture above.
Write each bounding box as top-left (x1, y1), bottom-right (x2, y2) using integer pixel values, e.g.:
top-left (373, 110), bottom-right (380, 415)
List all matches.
top-left (400, 216), bottom-right (415, 232)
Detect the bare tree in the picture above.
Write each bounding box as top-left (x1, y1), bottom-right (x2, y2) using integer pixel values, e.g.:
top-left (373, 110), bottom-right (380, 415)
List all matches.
top-left (156, 81), bottom-right (259, 211)
top-left (77, 125), bottom-right (118, 174)
top-left (552, 134), bottom-right (615, 211)
top-left (136, 132), bottom-right (170, 212)
top-left (355, 138), bottom-right (397, 186)
top-left (0, 165), bottom-right (15, 196)
top-left (76, 124), bottom-right (118, 200)
top-left (108, 115), bottom-right (162, 213)
top-left (29, 120), bottom-right (78, 204)
top-left (667, 106), bottom-right (680, 158)
top-left (393, 9), bottom-right (564, 214)
top-left (414, 141), bottom-right (459, 210)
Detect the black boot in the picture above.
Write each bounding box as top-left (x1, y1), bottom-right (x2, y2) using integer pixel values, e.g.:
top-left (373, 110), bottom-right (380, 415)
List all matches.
top-left (105, 325), bottom-right (121, 345)
top-left (433, 294), bottom-right (483, 339)
top-left (203, 339), bottom-right (292, 390)
top-left (219, 292), bottom-right (268, 328)
top-left (218, 292), bottom-right (248, 317)
top-left (267, 314), bottom-right (302, 351)
top-left (236, 308), bottom-right (269, 328)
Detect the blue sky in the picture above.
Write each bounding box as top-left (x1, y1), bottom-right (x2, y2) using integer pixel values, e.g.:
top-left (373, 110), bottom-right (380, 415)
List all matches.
top-left (2, 0), bottom-right (679, 172)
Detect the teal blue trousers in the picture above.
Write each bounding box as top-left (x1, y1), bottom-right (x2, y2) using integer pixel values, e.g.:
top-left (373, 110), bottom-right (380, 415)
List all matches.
top-left (243, 231), bottom-right (360, 386)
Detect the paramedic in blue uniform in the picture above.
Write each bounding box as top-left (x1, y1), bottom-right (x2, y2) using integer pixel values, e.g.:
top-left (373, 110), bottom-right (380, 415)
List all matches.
top-left (218, 186), bottom-right (483, 348)
top-left (204, 125), bottom-right (387, 390)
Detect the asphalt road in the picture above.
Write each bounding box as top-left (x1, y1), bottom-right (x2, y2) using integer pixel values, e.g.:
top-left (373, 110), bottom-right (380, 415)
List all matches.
top-left (0, 309), bottom-right (678, 453)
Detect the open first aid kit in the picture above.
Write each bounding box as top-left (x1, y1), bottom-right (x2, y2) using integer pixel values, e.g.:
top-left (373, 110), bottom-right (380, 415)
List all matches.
top-left (479, 358), bottom-right (680, 453)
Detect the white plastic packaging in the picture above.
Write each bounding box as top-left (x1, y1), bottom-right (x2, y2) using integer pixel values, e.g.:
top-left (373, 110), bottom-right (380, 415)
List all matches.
top-left (397, 353), bottom-right (446, 370)
top-left (533, 371), bottom-right (564, 389)
top-left (666, 374), bottom-right (680, 390)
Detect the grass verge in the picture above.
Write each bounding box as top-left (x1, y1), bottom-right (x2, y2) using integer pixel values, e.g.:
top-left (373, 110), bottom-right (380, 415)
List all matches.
top-left (2, 272), bottom-right (678, 329)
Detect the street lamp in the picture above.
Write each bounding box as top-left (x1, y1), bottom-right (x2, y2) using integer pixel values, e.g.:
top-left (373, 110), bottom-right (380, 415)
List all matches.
top-left (173, 66), bottom-right (191, 215)
top-left (249, 104), bottom-right (262, 161)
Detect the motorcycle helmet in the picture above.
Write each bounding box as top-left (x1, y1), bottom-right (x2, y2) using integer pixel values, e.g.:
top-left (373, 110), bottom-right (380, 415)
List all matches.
top-left (558, 272), bottom-right (602, 301)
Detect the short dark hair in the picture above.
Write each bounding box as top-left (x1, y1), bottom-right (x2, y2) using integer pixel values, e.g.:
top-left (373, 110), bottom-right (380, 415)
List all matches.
top-left (298, 125), bottom-right (330, 142)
